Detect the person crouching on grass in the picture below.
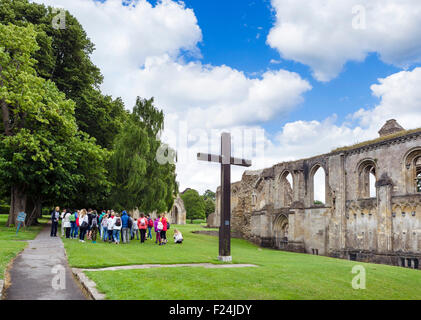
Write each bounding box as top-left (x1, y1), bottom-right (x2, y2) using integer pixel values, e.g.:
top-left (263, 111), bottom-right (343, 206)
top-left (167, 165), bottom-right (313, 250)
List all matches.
top-left (173, 229), bottom-right (183, 244)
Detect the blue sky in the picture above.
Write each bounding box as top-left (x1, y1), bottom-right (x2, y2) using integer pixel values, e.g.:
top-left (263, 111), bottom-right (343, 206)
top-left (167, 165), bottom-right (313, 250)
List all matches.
top-left (147, 0), bottom-right (412, 136)
top-left (34, 0), bottom-right (421, 192)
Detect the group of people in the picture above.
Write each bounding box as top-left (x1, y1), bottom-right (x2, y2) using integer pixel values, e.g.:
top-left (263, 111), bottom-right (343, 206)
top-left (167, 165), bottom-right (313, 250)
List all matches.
top-left (50, 207), bottom-right (183, 245)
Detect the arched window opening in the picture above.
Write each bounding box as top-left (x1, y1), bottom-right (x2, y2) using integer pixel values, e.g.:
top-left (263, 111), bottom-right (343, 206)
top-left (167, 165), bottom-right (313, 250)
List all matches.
top-left (404, 149), bottom-right (421, 193)
top-left (279, 171), bottom-right (294, 207)
top-left (358, 160), bottom-right (377, 199)
top-left (369, 169), bottom-right (376, 198)
top-left (416, 157), bottom-right (421, 193)
top-left (313, 166), bottom-right (326, 205)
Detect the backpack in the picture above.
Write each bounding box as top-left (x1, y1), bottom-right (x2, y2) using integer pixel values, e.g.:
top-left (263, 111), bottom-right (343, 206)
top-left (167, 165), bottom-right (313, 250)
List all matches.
top-left (148, 218), bottom-right (153, 227)
top-left (140, 218), bottom-right (146, 227)
top-left (167, 221), bottom-right (170, 230)
top-left (157, 221), bottom-right (163, 231)
top-left (92, 216), bottom-right (98, 228)
top-left (128, 218), bottom-right (133, 229)
top-left (76, 217), bottom-right (80, 227)
top-left (115, 217), bottom-right (121, 227)
top-left (69, 213), bottom-right (76, 222)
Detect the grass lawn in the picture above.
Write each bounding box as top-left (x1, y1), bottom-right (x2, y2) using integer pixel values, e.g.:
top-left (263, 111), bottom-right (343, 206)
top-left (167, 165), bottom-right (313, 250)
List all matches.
top-left (0, 214), bottom-right (47, 279)
top-left (64, 223), bottom-right (421, 300)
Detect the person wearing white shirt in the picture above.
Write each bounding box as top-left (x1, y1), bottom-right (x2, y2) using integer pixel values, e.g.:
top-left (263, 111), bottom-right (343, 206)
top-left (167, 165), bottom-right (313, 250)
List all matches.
top-left (63, 210), bottom-right (72, 239)
top-left (78, 209), bottom-right (89, 242)
top-left (60, 210), bottom-right (66, 237)
top-left (107, 214), bottom-right (115, 242)
top-left (112, 214), bottom-right (122, 244)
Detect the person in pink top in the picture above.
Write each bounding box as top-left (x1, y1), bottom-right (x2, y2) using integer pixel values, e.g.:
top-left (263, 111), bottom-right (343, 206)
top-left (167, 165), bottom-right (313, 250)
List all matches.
top-left (154, 214), bottom-right (161, 245)
top-left (160, 213), bottom-right (168, 245)
top-left (137, 213), bottom-right (148, 243)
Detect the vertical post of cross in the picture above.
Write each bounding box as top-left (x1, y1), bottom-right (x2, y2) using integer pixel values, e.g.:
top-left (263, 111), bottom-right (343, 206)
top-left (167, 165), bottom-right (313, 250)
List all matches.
top-left (219, 132), bottom-right (231, 261)
top-left (197, 132), bottom-right (251, 262)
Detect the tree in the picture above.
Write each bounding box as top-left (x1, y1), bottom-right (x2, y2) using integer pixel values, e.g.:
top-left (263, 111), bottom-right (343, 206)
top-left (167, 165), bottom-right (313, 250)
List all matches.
top-left (181, 189), bottom-right (206, 223)
top-left (203, 189), bottom-right (216, 201)
top-left (204, 198), bottom-right (215, 218)
top-left (0, 23), bottom-right (109, 226)
top-left (0, 0), bottom-right (128, 149)
top-left (110, 97), bottom-right (177, 213)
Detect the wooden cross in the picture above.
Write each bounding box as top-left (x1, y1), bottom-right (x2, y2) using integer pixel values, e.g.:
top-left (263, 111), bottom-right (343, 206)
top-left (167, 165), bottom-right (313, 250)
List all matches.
top-left (197, 132), bottom-right (251, 261)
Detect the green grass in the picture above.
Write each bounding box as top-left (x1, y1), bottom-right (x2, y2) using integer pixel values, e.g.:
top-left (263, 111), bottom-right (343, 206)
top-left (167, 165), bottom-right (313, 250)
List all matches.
top-left (0, 241), bottom-right (27, 279)
top-left (0, 214), bottom-right (47, 279)
top-left (0, 215), bottom-right (47, 241)
top-left (64, 223), bottom-right (421, 300)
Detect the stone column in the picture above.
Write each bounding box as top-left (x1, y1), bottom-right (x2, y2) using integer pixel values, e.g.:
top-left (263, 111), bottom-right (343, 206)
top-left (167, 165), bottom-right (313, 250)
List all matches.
top-left (327, 154), bottom-right (346, 255)
top-left (376, 173), bottom-right (393, 253)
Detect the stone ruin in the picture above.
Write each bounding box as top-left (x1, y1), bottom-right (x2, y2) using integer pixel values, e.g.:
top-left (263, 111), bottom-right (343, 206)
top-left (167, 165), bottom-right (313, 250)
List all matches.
top-left (130, 194), bottom-right (186, 225)
top-left (210, 120), bottom-right (421, 269)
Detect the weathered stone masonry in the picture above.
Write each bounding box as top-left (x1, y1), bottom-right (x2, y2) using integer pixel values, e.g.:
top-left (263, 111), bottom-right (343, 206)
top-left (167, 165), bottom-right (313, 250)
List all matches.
top-left (211, 120), bottom-right (421, 269)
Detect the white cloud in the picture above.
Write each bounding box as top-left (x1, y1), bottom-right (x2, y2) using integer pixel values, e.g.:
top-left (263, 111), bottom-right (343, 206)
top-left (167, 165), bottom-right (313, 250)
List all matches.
top-left (33, 0), bottom-right (202, 107)
top-left (267, 0), bottom-right (421, 81)
top-left (31, 1), bottom-right (421, 196)
top-left (32, 0), bottom-right (312, 194)
top-left (132, 55), bottom-right (311, 128)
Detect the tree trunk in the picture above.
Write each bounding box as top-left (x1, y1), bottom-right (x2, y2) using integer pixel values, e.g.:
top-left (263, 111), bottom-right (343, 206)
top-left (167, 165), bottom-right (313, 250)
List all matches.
top-left (6, 185), bottom-right (27, 227)
top-left (26, 197), bottom-right (42, 226)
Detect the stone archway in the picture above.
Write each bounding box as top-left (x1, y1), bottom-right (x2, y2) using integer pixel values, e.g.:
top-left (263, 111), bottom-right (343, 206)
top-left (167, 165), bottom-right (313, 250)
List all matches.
top-left (173, 205), bottom-right (179, 224)
top-left (273, 214), bottom-right (289, 249)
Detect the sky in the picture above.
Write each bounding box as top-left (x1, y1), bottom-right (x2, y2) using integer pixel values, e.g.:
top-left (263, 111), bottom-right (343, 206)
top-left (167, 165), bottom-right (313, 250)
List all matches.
top-left (33, 0), bottom-right (421, 199)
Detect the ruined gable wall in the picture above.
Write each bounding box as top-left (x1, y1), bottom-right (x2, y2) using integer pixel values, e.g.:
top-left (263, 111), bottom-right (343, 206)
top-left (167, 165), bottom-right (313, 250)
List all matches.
top-left (211, 129), bottom-right (421, 268)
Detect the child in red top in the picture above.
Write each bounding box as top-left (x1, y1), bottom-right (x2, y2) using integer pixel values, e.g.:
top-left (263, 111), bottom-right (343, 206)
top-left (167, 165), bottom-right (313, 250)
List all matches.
top-left (160, 214), bottom-right (168, 245)
top-left (137, 213), bottom-right (148, 243)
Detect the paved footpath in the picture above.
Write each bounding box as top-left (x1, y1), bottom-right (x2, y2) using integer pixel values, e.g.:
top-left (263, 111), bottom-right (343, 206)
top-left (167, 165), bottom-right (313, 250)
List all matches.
top-left (4, 226), bottom-right (87, 300)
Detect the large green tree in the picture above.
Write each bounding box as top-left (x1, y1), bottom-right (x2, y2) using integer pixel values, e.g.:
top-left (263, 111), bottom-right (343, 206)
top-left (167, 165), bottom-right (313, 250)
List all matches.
top-left (0, 23), bottom-right (109, 226)
top-left (110, 97), bottom-right (178, 213)
top-left (0, 0), bottom-right (128, 149)
top-left (181, 189), bottom-right (206, 223)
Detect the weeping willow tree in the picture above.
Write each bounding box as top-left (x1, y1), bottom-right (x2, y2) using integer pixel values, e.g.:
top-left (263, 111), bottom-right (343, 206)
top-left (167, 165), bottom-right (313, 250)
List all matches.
top-left (110, 97), bottom-right (178, 213)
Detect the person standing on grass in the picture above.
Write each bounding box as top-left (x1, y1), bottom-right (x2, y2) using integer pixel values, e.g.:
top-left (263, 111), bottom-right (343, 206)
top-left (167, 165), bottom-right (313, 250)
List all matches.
top-left (155, 214), bottom-right (162, 245)
top-left (60, 208), bottom-right (66, 237)
top-left (69, 210), bottom-right (77, 239)
top-left (160, 213), bottom-right (168, 245)
top-left (121, 210), bottom-right (130, 244)
top-left (78, 209), bottom-right (89, 242)
top-left (128, 214), bottom-right (134, 240)
top-left (132, 218), bottom-right (139, 240)
top-left (86, 208), bottom-right (93, 240)
top-left (147, 214), bottom-right (153, 240)
top-left (90, 210), bottom-right (99, 244)
top-left (137, 213), bottom-right (148, 243)
top-left (74, 210), bottom-right (80, 239)
top-left (101, 213), bottom-right (109, 242)
top-left (63, 209), bottom-right (72, 239)
top-left (107, 212), bottom-right (114, 242)
top-left (113, 213), bottom-right (122, 244)
top-left (98, 210), bottom-right (106, 238)
top-left (50, 206), bottom-right (60, 237)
